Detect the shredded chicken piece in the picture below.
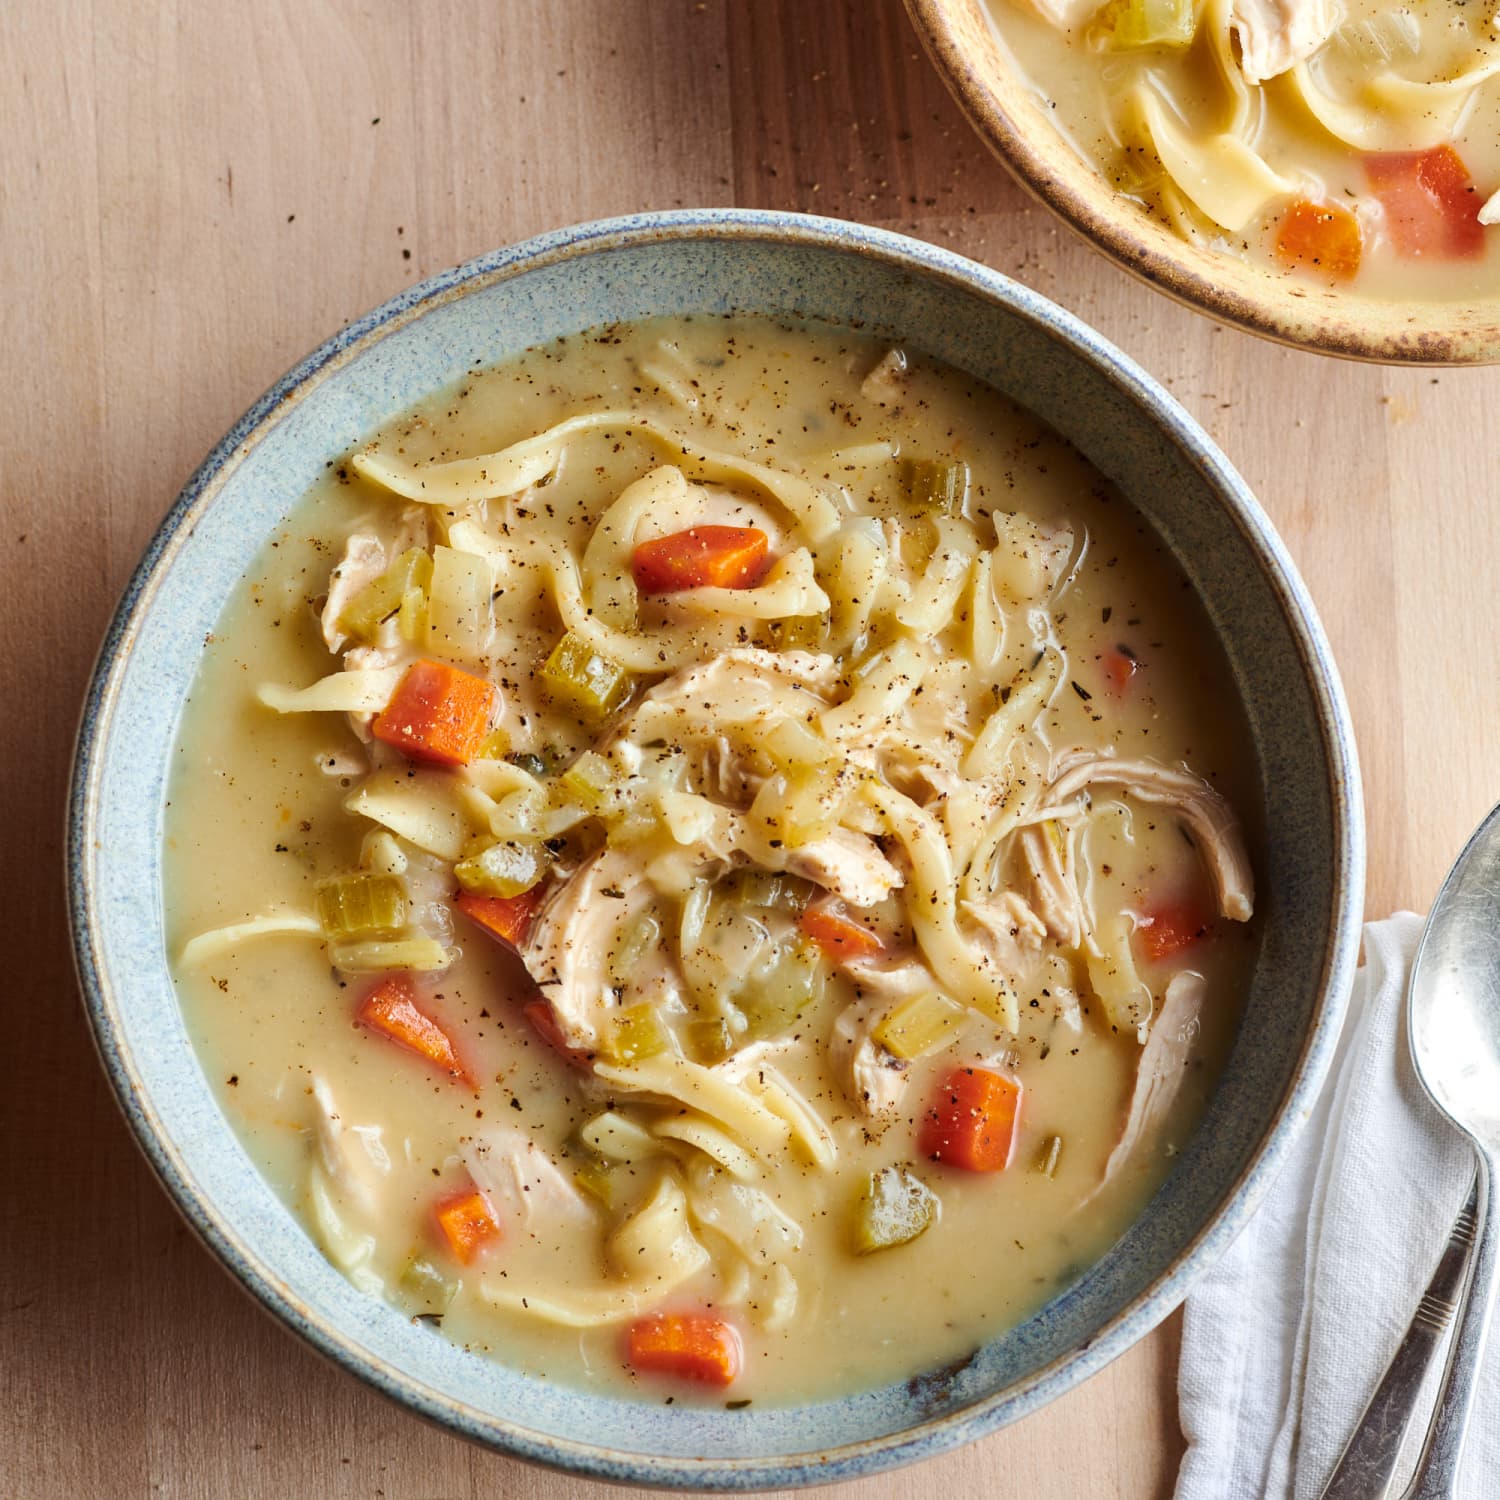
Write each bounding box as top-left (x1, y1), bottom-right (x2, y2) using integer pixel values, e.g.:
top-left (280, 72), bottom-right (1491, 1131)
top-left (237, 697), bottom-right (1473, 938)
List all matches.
top-left (783, 826), bottom-right (903, 908)
top-left (1047, 752), bottom-right (1254, 922)
top-left (623, 647), bottom-right (837, 736)
top-left (1018, 822), bottom-right (1084, 950)
top-left (859, 347), bottom-right (908, 405)
top-left (320, 533), bottom-right (386, 653)
top-left (1480, 187), bottom-right (1500, 227)
top-left (310, 1075), bottom-right (390, 1217)
top-left (830, 960), bottom-right (938, 1116)
top-left (963, 890), bottom-right (1048, 985)
top-left (463, 1127), bottom-right (592, 1228)
top-left (1231, 0), bottom-right (1344, 85)
top-left (519, 848), bottom-right (665, 1050)
top-left (1100, 970), bottom-right (1206, 1187)
top-left (829, 997), bottom-right (909, 1116)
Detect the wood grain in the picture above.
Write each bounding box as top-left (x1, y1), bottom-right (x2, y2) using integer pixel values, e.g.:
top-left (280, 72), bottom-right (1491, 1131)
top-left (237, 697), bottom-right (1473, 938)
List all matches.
top-left (3, 1), bottom-right (1495, 1496)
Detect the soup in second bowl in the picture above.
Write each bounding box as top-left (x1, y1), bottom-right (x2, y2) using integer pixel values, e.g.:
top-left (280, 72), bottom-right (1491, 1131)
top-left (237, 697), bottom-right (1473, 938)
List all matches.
top-left (164, 315), bottom-right (1258, 1405)
top-left (987, 0), bottom-right (1500, 299)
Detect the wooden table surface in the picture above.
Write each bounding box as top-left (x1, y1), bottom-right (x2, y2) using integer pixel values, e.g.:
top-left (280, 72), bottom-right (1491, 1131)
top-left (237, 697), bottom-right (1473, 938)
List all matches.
top-left (6, 2), bottom-right (1497, 1495)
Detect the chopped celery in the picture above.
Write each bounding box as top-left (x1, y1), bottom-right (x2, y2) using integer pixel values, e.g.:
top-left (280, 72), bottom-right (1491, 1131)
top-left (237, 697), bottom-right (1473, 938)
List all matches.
top-left (559, 749), bottom-right (615, 812)
top-left (453, 837), bottom-right (547, 899)
top-left (1099, 0), bottom-right (1196, 48)
top-left (338, 548), bottom-right (433, 639)
top-left (399, 1253), bottom-right (457, 1314)
top-left (739, 936), bottom-right (825, 1041)
top-left (873, 991), bottom-right (966, 1061)
top-left (506, 750), bottom-right (550, 779)
top-left (898, 458), bottom-right (969, 517)
top-left (721, 868), bottom-right (816, 914)
top-left (1034, 1135), bottom-right (1063, 1178)
top-left (540, 632), bottom-right (633, 725)
top-left (602, 1003), bottom-right (672, 1064)
top-left (396, 585), bottom-right (427, 643)
top-left (475, 726), bottom-right (511, 760)
top-left (852, 1165), bottom-right (938, 1254)
top-left (330, 937), bottom-right (452, 972)
top-left (573, 1158), bottom-right (617, 1206)
top-left (688, 1015), bottom-right (738, 1064)
top-left (315, 872), bottom-right (407, 941)
top-left (608, 915), bottom-right (662, 987)
top-left (777, 614), bottom-right (829, 651)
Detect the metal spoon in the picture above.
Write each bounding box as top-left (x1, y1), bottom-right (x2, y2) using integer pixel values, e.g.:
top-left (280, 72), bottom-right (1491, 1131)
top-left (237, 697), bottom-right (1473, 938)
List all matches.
top-left (1398, 802), bottom-right (1500, 1498)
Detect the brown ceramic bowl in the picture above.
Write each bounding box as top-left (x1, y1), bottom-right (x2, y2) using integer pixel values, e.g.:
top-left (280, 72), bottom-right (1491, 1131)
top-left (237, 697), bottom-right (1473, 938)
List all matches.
top-left (905, 0), bottom-right (1500, 364)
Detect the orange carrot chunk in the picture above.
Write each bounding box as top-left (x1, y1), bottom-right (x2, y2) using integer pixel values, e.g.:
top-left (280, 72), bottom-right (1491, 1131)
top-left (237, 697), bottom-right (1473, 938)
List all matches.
top-left (632, 526), bottom-right (770, 594)
top-left (1365, 146), bottom-right (1484, 259)
top-left (455, 885), bottom-right (546, 950)
top-left (919, 1066), bottom-right (1023, 1173)
top-left (371, 659), bottom-right (498, 767)
top-left (1136, 898), bottom-right (1213, 963)
top-left (625, 1311), bottom-right (743, 1387)
top-left (1103, 644), bottom-right (1141, 695)
top-left (356, 974), bottom-right (470, 1084)
top-left (1273, 198), bottom-right (1363, 280)
top-left (434, 1183), bottom-right (501, 1264)
top-left (799, 904), bottom-right (886, 962)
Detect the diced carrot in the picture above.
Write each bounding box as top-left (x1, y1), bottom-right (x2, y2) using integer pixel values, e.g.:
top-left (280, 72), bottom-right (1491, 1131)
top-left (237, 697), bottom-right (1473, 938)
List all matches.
top-left (1103, 644), bottom-right (1140, 695)
top-left (1135, 898), bottom-right (1213, 963)
top-left (919, 1066), bottom-right (1023, 1172)
top-left (371, 659), bottom-right (498, 767)
top-left (632, 526), bottom-right (770, 594)
top-left (356, 974), bottom-right (471, 1084)
top-left (1273, 198), bottom-right (1363, 281)
top-left (625, 1310), bottom-right (742, 1387)
top-left (433, 1183), bottom-right (501, 1264)
top-left (455, 885), bottom-right (546, 950)
top-left (799, 904), bottom-right (886, 962)
top-left (1365, 146), bottom-right (1484, 260)
top-left (522, 998), bottom-right (595, 1070)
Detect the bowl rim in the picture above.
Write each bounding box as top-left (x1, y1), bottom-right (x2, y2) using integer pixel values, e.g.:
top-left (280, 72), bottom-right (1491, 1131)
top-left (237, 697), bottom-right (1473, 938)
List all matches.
top-left (903, 0), bottom-right (1500, 366)
top-left (67, 207), bottom-right (1365, 1489)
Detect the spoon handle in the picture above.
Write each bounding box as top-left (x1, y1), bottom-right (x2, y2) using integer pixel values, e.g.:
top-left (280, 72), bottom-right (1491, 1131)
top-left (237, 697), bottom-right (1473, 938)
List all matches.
top-left (1401, 1150), bottom-right (1499, 1500)
top-left (1317, 1175), bottom-right (1479, 1500)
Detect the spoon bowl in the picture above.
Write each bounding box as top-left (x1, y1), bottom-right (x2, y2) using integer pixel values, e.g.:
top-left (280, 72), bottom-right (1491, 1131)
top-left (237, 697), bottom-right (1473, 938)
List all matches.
top-left (1409, 809), bottom-right (1500, 1151)
top-left (1402, 801), bottom-right (1500, 1497)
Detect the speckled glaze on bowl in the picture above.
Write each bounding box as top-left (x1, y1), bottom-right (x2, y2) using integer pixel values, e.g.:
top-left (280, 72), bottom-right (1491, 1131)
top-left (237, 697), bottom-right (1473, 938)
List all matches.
top-left (68, 210), bottom-right (1363, 1489)
top-left (905, 0), bottom-right (1500, 365)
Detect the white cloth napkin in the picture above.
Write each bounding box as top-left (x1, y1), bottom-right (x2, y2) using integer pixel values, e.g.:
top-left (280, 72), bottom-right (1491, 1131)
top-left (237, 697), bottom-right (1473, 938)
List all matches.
top-left (1176, 913), bottom-right (1498, 1500)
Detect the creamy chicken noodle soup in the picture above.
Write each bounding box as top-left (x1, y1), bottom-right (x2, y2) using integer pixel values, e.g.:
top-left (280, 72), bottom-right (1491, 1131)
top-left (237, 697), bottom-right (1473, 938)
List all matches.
top-left (166, 317), bottom-right (1259, 1404)
top-left (988, 0), bottom-right (1500, 296)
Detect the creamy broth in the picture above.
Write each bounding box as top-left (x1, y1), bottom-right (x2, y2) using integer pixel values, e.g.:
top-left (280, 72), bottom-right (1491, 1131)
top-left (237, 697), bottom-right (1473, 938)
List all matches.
top-left (165, 316), bottom-right (1259, 1406)
top-left (988, 0), bottom-right (1500, 298)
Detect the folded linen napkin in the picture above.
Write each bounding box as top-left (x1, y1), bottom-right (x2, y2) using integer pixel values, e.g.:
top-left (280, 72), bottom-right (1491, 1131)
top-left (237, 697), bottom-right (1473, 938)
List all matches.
top-left (1176, 914), bottom-right (1498, 1500)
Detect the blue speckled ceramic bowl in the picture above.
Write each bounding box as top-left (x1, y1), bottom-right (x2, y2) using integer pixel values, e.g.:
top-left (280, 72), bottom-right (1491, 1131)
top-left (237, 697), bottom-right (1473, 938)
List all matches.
top-left (67, 210), bottom-right (1364, 1490)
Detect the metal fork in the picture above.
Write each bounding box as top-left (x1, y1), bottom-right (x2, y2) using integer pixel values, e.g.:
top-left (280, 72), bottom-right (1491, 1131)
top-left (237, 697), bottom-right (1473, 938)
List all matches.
top-left (1318, 1176), bottom-right (1480, 1500)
